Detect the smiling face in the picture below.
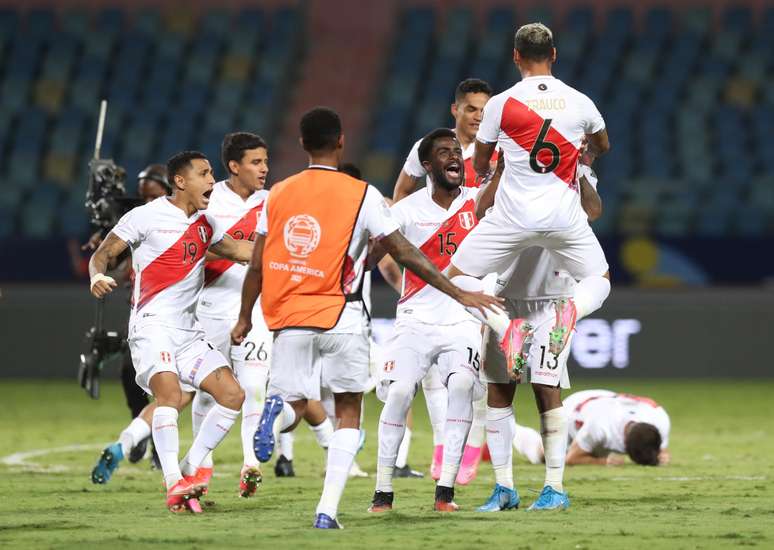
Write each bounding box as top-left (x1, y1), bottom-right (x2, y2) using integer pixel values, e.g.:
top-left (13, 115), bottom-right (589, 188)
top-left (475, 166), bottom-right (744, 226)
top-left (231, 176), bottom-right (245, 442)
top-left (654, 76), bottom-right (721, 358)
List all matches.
top-left (451, 92), bottom-right (489, 144)
top-left (175, 158), bottom-right (216, 210)
top-left (423, 136), bottom-right (464, 191)
top-left (229, 147), bottom-right (269, 191)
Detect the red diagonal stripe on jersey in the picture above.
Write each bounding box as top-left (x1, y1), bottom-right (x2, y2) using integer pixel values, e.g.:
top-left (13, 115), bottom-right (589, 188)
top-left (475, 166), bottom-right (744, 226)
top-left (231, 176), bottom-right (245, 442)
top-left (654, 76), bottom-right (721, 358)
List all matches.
top-left (137, 216), bottom-right (214, 310)
top-left (204, 202), bottom-right (264, 287)
top-left (501, 97), bottom-right (579, 186)
top-left (400, 198), bottom-right (478, 303)
top-left (463, 150), bottom-right (498, 187)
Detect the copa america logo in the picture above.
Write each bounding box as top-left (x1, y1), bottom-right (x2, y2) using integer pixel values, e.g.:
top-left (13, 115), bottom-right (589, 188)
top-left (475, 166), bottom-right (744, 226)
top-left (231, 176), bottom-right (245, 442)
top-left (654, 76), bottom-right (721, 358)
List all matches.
top-left (283, 214), bottom-right (322, 258)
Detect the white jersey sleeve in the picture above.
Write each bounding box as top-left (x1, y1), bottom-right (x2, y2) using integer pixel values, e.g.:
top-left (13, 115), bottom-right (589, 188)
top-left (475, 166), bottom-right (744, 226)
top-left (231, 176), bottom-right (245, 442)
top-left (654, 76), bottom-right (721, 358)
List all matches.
top-left (361, 185), bottom-right (400, 239)
top-left (574, 420), bottom-right (608, 454)
top-left (204, 212), bottom-right (226, 247)
top-left (112, 207), bottom-right (146, 247)
top-left (579, 93), bottom-right (605, 134)
top-left (476, 93), bottom-right (506, 144)
top-left (402, 138), bottom-right (426, 179)
top-left (256, 194), bottom-right (269, 236)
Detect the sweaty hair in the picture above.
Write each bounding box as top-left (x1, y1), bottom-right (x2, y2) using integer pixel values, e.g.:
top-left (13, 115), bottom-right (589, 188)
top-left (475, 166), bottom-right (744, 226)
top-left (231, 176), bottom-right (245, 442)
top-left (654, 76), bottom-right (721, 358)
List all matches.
top-left (300, 107), bottom-right (342, 152)
top-left (418, 128), bottom-right (457, 164)
top-left (455, 78), bottom-right (493, 103)
top-left (221, 132), bottom-right (267, 175)
top-left (167, 150), bottom-right (207, 182)
top-left (625, 423), bottom-right (662, 466)
top-left (339, 162), bottom-right (362, 180)
top-left (514, 22), bottom-right (554, 62)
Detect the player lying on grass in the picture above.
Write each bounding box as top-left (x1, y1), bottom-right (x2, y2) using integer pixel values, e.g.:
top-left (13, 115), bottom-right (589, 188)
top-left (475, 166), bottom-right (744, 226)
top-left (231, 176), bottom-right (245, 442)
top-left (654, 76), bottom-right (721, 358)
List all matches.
top-left (89, 151), bottom-right (253, 513)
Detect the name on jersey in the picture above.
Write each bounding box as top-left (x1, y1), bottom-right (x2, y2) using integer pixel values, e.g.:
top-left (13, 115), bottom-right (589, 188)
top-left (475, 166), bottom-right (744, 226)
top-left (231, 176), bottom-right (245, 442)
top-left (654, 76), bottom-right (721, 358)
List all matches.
top-left (525, 98), bottom-right (567, 111)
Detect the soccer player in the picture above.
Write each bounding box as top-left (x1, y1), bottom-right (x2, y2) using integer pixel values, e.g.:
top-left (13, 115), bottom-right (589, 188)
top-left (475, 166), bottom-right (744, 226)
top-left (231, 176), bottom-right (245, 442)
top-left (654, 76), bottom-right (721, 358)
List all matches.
top-left (89, 151), bottom-right (253, 512)
top-left (232, 108), bottom-right (500, 529)
top-left (477, 161), bottom-right (605, 512)
top-left (393, 78), bottom-right (496, 201)
top-left (370, 128), bottom-right (495, 513)
top-left (189, 132), bottom-right (272, 498)
top-left (447, 23), bottom-right (612, 378)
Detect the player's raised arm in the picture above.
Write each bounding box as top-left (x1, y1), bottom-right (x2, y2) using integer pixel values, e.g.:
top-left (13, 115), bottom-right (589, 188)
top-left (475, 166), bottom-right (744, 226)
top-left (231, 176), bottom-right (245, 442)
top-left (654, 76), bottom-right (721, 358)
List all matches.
top-left (392, 170), bottom-right (421, 203)
top-left (475, 152), bottom-right (504, 219)
top-left (209, 233), bottom-right (253, 263)
top-left (88, 232), bottom-right (126, 297)
top-left (585, 128), bottom-right (610, 159)
top-left (379, 229), bottom-right (502, 315)
top-left (232, 233), bottom-right (265, 344)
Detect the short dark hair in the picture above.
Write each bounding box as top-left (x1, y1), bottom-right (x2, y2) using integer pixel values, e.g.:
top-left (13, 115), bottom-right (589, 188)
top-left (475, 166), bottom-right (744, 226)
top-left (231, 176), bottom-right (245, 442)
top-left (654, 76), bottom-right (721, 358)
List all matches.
top-left (221, 132), bottom-right (267, 175)
top-left (137, 163), bottom-right (170, 192)
top-left (418, 128), bottom-right (458, 164)
top-left (455, 78), bottom-right (492, 103)
top-left (339, 162), bottom-right (362, 180)
top-left (625, 423), bottom-right (662, 466)
top-left (514, 22), bottom-right (554, 62)
top-left (300, 107), bottom-right (341, 152)
top-left (167, 150), bottom-right (207, 182)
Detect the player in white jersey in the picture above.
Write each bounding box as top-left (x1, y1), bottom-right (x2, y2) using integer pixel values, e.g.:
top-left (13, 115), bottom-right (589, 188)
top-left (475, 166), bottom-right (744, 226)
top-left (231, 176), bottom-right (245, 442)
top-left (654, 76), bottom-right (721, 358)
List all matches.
top-left (476, 161), bottom-right (604, 512)
top-left (369, 129), bottom-right (497, 513)
top-left (562, 390), bottom-right (671, 466)
top-left (232, 109), bottom-right (500, 528)
top-left (394, 78), bottom-right (496, 201)
top-left (89, 151), bottom-right (253, 513)
top-left (447, 23), bottom-right (612, 380)
top-left (188, 132), bottom-right (273, 497)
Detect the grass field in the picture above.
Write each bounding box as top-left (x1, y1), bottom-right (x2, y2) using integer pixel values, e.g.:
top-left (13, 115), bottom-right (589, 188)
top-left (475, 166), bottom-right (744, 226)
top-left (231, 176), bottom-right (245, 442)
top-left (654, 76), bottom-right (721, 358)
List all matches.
top-left (1, 379), bottom-right (773, 549)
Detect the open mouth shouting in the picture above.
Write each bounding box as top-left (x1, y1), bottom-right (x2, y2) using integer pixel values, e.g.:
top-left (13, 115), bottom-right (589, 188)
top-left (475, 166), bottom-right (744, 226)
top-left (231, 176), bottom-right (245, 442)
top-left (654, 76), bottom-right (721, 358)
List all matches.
top-left (443, 160), bottom-right (463, 185)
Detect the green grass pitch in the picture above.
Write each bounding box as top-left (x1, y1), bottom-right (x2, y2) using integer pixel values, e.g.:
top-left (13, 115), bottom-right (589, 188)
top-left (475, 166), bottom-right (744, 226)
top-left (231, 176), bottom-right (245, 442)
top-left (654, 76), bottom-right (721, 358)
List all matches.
top-left (1, 379), bottom-right (772, 549)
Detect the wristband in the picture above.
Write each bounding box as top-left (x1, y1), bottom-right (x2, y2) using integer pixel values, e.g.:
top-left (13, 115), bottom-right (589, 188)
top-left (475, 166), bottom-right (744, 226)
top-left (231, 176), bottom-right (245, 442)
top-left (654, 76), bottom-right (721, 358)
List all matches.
top-left (90, 273), bottom-right (116, 291)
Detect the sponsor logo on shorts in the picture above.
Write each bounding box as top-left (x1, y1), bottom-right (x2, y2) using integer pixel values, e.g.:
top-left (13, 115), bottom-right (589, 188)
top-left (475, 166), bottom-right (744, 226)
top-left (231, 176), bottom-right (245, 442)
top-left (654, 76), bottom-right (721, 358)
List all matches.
top-left (383, 360), bottom-right (395, 373)
top-left (160, 351), bottom-right (172, 363)
top-left (188, 357), bottom-right (203, 384)
top-left (283, 214), bottom-right (321, 258)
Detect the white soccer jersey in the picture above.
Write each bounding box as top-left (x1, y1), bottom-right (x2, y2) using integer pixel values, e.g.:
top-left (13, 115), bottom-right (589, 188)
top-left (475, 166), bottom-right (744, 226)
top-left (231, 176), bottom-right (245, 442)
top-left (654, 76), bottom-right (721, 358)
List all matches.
top-left (391, 185), bottom-right (480, 325)
top-left (565, 390), bottom-right (671, 455)
top-left (402, 130), bottom-right (498, 188)
top-left (112, 197), bottom-right (224, 331)
top-left (197, 181), bottom-right (268, 319)
top-left (257, 165), bottom-right (399, 333)
top-left (477, 75), bottom-right (605, 231)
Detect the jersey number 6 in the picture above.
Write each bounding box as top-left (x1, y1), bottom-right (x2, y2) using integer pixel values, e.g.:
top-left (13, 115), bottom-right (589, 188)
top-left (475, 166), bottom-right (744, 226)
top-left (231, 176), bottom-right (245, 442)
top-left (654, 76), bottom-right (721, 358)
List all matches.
top-left (530, 119), bottom-right (561, 174)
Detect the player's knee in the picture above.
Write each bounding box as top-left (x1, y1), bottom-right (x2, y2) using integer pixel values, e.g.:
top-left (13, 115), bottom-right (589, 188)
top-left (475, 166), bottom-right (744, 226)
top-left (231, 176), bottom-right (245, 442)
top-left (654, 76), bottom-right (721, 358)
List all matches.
top-left (387, 380), bottom-right (415, 410)
top-left (446, 372), bottom-right (475, 401)
top-left (219, 385), bottom-right (245, 411)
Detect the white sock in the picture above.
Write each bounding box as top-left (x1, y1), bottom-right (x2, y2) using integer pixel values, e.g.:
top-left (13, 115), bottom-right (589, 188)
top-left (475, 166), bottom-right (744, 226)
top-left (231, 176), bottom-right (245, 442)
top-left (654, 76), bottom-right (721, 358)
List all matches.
top-left (191, 391), bottom-right (216, 468)
top-left (278, 401), bottom-right (297, 432)
top-left (438, 373), bottom-right (474, 488)
top-left (451, 275), bottom-right (510, 338)
top-left (573, 276), bottom-right (611, 319)
top-left (486, 406), bottom-right (515, 489)
top-left (237, 365), bottom-right (267, 467)
top-left (396, 427), bottom-right (412, 468)
top-left (279, 432), bottom-right (295, 460)
top-left (422, 371), bottom-right (447, 446)
top-left (513, 423), bottom-right (544, 465)
top-left (316, 428), bottom-right (360, 519)
top-left (466, 395), bottom-right (487, 448)
top-left (180, 404), bottom-right (239, 476)
top-left (310, 417), bottom-right (335, 449)
top-left (541, 407), bottom-right (568, 492)
top-left (118, 417), bottom-right (150, 457)
top-left (376, 380), bottom-right (413, 492)
top-left (152, 406), bottom-right (182, 488)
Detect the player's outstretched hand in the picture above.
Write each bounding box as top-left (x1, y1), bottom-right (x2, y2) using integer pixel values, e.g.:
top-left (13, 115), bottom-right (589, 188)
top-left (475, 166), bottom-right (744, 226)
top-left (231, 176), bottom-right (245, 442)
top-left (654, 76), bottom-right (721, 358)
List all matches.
top-left (90, 274), bottom-right (117, 298)
top-left (454, 289), bottom-right (504, 317)
top-left (231, 317), bottom-right (252, 345)
top-left (81, 230), bottom-right (104, 251)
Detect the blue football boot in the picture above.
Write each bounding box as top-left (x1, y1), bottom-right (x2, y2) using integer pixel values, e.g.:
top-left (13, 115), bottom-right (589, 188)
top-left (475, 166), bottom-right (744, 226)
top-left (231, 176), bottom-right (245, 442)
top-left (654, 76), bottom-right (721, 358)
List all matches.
top-left (254, 395), bottom-right (284, 463)
top-left (528, 486), bottom-right (570, 510)
top-left (91, 442), bottom-right (124, 484)
top-left (313, 513), bottom-right (342, 529)
top-left (476, 484), bottom-right (520, 512)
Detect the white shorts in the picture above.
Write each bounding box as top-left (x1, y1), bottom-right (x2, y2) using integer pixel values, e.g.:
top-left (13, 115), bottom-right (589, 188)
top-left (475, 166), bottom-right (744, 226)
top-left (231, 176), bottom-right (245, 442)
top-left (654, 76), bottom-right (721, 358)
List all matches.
top-left (377, 319), bottom-right (484, 402)
top-left (451, 214), bottom-right (609, 280)
top-left (127, 320), bottom-right (229, 394)
top-left (198, 314), bottom-right (272, 396)
top-left (268, 328), bottom-right (370, 401)
top-left (480, 299), bottom-right (571, 388)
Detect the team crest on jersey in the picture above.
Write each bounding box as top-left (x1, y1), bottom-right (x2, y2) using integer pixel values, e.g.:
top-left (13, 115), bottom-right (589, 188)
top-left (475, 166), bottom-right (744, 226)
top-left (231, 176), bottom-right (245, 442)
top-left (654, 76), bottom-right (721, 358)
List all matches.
top-left (197, 225), bottom-right (209, 243)
top-left (458, 211), bottom-right (475, 230)
top-left (284, 214), bottom-right (322, 258)
top-left (160, 351), bottom-right (172, 364)
top-left (383, 360), bottom-right (395, 373)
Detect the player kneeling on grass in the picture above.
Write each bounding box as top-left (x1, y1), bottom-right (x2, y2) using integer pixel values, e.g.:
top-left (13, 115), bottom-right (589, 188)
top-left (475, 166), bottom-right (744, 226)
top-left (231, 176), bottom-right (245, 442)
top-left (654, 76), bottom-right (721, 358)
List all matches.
top-left (89, 151), bottom-right (253, 513)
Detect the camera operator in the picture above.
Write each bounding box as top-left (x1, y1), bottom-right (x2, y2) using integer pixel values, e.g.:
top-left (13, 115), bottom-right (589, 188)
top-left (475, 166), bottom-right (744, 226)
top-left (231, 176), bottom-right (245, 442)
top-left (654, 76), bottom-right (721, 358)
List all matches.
top-left (83, 164), bottom-right (170, 466)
